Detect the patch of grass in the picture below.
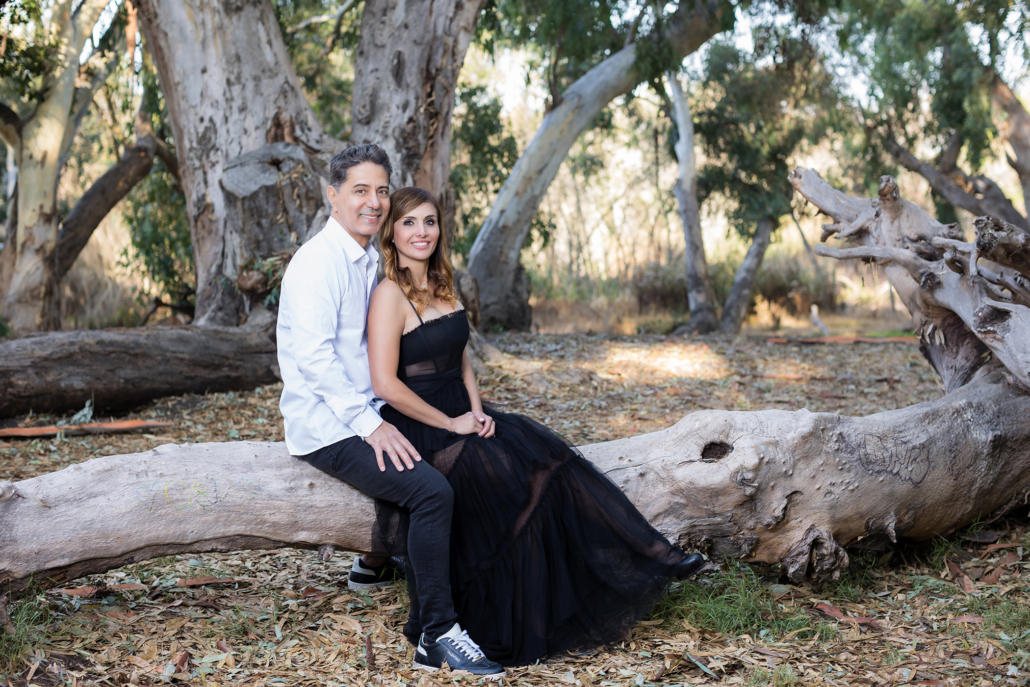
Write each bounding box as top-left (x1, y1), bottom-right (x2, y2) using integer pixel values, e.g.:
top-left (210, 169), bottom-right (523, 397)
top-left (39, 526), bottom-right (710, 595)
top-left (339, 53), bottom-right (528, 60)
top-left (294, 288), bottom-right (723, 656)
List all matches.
top-left (824, 552), bottom-right (878, 603)
top-left (746, 668), bottom-right (772, 686)
top-left (747, 665), bottom-right (800, 686)
top-left (0, 593), bottom-right (51, 677)
top-left (650, 560), bottom-right (810, 640)
top-left (813, 621), bottom-right (837, 641)
top-left (885, 646), bottom-right (905, 665)
top-left (772, 664), bottom-right (798, 686)
top-left (964, 597), bottom-right (1030, 651)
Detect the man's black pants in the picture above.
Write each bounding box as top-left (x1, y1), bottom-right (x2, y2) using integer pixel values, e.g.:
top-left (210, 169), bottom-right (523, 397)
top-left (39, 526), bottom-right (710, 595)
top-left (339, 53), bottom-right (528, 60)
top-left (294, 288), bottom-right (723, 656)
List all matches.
top-left (300, 435), bottom-right (456, 641)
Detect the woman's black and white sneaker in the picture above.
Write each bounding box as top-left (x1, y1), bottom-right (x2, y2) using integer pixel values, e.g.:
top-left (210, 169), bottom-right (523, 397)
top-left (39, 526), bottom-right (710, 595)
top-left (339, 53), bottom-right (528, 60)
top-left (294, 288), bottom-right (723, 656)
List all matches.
top-left (413, 624), bottom-right (505, 679)
top-left (347, 557), bottom-right (405, 590)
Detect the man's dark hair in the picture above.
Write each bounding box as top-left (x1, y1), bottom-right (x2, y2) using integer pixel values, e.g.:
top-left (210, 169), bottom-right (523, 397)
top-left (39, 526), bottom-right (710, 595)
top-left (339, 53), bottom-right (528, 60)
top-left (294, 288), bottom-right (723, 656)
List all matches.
top-left (329, 144), bottom-right (392, 188)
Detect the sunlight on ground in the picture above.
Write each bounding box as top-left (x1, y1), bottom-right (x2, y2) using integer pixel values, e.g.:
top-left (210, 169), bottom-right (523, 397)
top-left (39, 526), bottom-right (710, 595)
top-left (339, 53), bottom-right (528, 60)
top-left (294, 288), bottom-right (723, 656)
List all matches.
top-left (600, 343), bottom-right (733, 382)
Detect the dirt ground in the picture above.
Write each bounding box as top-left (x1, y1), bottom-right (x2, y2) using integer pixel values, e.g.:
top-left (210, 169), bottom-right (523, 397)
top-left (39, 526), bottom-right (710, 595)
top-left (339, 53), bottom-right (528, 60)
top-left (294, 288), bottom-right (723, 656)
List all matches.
top-left (2, 332), bottom-right (1028, 686)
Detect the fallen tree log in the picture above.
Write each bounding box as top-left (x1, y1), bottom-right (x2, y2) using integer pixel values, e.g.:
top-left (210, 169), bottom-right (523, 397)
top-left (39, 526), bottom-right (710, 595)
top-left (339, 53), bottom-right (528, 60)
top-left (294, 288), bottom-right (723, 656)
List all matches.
top-left (0, 315), bottom-right (278, 418)
top-left (4, 169), bottom-right (1030, 593)
top-left (2, 367), bottom-right (1029, 593)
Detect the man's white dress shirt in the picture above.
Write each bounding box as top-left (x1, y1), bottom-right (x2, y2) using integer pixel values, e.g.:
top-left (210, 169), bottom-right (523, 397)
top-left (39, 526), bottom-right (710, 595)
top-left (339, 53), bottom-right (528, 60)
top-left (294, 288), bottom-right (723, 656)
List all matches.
top-left (277, 217), bottom-right (383, 456)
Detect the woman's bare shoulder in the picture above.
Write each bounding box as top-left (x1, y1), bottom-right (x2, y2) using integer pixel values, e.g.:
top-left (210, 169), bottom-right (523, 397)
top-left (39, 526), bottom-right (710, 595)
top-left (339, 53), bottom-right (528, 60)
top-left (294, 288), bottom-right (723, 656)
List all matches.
top-left (372, 278), bottom-right (405, 304)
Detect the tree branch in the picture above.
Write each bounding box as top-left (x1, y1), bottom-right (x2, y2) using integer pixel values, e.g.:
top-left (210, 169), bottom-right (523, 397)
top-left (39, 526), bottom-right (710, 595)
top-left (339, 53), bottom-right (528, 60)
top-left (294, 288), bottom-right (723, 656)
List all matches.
top-left (287, 0), bottom-right (357, 34)
top-left (884, 133), bottom-right (1028, 231)
top-left (60, 49), bottom-right (121, 168)
top-left (323, 0), bottom-right (357, 54)
top-left (54, 96), bottom-right (159, 281)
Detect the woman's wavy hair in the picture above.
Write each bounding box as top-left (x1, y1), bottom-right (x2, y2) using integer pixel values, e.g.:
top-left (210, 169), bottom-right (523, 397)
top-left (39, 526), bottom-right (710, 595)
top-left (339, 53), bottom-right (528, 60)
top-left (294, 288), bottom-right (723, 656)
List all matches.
top-left (382, 187), bottom-right (459, 315)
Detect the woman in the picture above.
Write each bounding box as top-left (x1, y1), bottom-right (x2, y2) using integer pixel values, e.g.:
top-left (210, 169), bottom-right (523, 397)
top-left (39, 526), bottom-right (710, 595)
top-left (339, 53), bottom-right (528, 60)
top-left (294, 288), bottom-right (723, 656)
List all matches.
top-left (367, 187), bottom-right (703, 666)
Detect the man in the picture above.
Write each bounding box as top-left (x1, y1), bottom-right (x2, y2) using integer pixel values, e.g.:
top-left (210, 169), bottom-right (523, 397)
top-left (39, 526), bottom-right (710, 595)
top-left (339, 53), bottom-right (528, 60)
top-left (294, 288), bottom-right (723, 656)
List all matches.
top-left (277, 144), bottom-right (504, 679)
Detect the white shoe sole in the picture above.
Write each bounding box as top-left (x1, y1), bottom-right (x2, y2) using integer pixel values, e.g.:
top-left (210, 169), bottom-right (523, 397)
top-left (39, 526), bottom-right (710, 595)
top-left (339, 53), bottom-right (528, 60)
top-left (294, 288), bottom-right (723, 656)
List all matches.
top-left (347, 579), bottom-right (397, 591)
top-left (412, 661), bottom-right (504, 681)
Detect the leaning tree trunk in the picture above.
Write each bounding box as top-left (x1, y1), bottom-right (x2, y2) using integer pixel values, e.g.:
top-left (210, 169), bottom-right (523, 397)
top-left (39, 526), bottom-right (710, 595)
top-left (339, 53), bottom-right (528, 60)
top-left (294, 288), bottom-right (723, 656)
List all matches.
top-left (0, 310), bottom-right (278, 418)
top-left (720, 216), bottom-right (775, 335)
top-left (467, 1), bottom-right (730, 330)
top-left (990, 73), bottom-right (1030, 213)
top-left (0, 0), bottom-right (111, 333)
top-left (136, 0), bottom-right (342, 327)
top-left (6, 168), bottom-right (1030, 592)
top-left (667, 71), bottom-right (718, 334)
top-left (350, 0), bottom-right (485, 225)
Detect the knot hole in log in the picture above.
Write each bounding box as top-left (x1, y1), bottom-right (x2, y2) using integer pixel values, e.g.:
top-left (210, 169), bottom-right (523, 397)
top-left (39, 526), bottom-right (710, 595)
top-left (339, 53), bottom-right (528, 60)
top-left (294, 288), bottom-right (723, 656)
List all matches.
top-left (701, 442), bottom-right (734, 462)
top-left (974, 304), bottom-right (1012, 332)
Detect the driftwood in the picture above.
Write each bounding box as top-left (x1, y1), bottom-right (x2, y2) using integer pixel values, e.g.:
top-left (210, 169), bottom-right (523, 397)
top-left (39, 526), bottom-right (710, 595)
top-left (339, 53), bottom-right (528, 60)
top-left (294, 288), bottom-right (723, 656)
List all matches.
top-left (0, 315), bottom-right (278, 418)
top-left (4, 169), bottom-right (1030, 592)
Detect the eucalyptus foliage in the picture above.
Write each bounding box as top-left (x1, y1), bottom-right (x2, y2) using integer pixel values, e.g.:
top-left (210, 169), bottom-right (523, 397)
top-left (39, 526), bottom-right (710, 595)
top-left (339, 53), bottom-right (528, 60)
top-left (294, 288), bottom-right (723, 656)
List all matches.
top-left (694, 26), bottom-right (843, 236)
top-left (837, 0), bottom-right (1030, 207)
top-left (449, 84), bottom-right (519, 259)
top-left (120, 65), bottom-right (193, 305)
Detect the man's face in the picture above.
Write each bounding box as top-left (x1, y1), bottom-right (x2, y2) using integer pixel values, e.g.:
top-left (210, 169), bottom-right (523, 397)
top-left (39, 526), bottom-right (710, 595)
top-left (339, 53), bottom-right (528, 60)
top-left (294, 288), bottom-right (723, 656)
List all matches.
top-left (326, 161), bottom-right (390, 247)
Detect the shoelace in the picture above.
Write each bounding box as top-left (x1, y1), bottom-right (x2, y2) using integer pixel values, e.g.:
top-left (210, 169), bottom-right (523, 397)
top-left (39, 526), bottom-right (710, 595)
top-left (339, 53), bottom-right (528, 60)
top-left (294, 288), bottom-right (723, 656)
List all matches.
top-left (447, 629), bottom-right (486, 662)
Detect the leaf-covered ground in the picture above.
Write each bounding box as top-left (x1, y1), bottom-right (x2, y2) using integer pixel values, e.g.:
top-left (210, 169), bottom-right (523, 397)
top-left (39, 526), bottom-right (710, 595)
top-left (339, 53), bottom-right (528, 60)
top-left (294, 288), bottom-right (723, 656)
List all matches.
top-left (2, 333), bottom-right (1028, 686)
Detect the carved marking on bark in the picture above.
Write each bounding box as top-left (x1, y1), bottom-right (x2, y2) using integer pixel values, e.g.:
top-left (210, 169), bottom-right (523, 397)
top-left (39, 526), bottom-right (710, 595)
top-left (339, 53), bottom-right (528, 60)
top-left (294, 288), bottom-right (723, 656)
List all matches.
top-left (135, 474), bottom-right (262, 513)
top-left (838, 429), bottom-right (932, 487)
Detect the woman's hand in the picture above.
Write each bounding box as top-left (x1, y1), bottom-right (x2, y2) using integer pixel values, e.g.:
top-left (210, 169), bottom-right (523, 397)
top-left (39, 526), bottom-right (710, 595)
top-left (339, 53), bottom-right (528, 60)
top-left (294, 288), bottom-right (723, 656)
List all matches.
top-left (449, 412), bottom-right (485, 435)
top-left (473, 412), bottom-right (495, 438)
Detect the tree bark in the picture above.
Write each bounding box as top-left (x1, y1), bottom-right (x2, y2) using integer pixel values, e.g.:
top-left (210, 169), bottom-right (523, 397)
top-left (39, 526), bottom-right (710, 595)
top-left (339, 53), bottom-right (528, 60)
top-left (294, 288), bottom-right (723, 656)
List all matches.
top-left (467, 1), bottom-right (730, 330)
top-left (720, 216), bottom-right (775, 335)
top-left (990, 73), bottom-right (1030, 212)
top-left (667, 72), bottom-right (718, 334)
top-left (0, 0), bottom-right (113, 332)
top-left (0, 312), bottom-right (278, 419)
top-left (350, 0), bottom-right (486, 224)
top-left (136, 0), bottom-right (342, 327)
top-left (7, 168), bottom-right (1030, 595)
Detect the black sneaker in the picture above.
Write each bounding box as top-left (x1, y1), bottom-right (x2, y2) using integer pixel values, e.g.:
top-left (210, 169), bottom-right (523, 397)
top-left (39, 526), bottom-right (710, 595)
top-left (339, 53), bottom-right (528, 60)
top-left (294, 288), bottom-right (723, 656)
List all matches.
top-left (347, 556), bottom-right (405, 590)
top-left (413, 624), bottom-right (505, 679)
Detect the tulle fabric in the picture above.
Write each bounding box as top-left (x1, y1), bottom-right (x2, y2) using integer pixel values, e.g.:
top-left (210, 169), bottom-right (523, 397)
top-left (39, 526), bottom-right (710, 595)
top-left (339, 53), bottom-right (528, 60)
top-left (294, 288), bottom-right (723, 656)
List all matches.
top-left (375, 311), bottom-right (688, 666)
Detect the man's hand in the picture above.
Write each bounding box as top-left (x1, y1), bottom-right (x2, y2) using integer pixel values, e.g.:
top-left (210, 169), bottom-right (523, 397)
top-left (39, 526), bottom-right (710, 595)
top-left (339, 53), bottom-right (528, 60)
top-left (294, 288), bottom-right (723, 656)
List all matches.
top-left (365, 421), bottom-right (421, 472)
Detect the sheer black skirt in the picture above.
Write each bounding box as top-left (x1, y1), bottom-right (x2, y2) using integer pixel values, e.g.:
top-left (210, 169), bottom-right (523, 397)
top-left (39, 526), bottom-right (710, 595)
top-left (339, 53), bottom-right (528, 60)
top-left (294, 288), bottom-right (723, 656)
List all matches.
top-left (376, 371), bottom-right (687, 666)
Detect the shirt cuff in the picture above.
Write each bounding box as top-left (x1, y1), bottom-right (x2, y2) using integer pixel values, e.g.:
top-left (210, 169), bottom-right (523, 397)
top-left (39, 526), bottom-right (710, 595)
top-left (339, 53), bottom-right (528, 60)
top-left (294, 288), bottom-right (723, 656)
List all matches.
top-left (349, 406), bottom-right (384, 438)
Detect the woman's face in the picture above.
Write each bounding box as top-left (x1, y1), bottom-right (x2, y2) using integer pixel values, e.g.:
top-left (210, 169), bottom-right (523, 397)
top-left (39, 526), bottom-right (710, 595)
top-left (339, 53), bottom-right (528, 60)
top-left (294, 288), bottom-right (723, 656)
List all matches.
top-left (392, 202), bottom-right (440, 264)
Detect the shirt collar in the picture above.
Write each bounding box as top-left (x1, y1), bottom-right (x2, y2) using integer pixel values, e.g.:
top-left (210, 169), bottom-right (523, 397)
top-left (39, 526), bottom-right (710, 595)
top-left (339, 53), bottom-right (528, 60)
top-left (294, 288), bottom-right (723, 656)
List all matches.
top-left (325, 216), bottom-right (379, 266)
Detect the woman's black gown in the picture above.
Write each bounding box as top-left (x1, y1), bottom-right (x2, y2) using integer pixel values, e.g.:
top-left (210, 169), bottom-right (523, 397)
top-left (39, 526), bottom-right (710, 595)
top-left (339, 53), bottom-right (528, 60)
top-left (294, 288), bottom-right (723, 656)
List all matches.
top-left (376, 308), bottom-right (690, 666)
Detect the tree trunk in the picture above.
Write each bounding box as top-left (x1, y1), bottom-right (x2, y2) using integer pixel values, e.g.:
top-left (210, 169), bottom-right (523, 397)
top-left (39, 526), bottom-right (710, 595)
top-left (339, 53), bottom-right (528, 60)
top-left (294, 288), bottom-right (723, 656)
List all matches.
top-left (7, 168), bottom-right (1030, 595)
top-left (135, 0), bottom-right (341, 327)
top-left (990, 73), bottom-right (1030, 212)
top-left (3, 371), bottom-right (1028, 593)
top-left (467, 2), bottom-right (729, 330)
top-left (720, 216), bottom-right (775, 335)
top-left (350, 0), bottom-right (485, 226)
top-left (0, 0), bottom-right (111, 332)
top-left (0, 311), bottom-right (278, 419)
top-left (667, 72), bottom-right (718, 334)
